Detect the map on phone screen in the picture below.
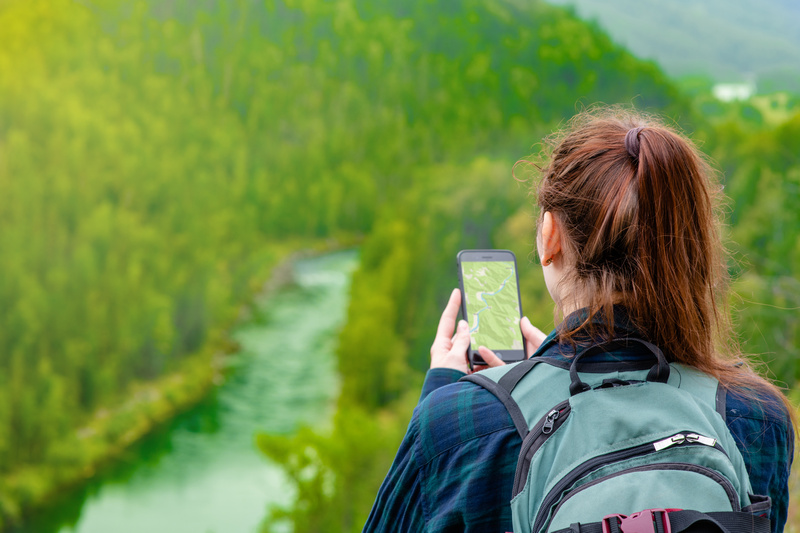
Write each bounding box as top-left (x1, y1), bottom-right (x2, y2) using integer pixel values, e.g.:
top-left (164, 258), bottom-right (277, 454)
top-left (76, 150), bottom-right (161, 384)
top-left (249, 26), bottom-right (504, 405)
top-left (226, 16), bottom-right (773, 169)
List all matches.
top-left (461, 261), bottom-right (524, 351)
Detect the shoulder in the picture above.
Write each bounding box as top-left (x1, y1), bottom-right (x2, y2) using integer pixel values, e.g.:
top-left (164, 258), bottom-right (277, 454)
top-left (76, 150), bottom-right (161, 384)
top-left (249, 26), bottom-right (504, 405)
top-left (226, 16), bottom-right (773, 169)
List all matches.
top-left (725, 386), bottom-right (794, 457)
top-left (725, 386), bottom-right (794, 438)
top-left (414, 378), bottom-right (518, 466)
top-left (410, 379), bottom-right (521, 530)
top-left (724, 387), bottom-right (794, 501)
top-left (723, 386), bottom-right (794, 533)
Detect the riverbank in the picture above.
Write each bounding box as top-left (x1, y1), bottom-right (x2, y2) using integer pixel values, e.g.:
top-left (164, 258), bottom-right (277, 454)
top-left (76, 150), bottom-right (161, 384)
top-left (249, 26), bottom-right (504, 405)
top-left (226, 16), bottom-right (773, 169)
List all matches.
top-left (0, 236), bottom-right (360, 532)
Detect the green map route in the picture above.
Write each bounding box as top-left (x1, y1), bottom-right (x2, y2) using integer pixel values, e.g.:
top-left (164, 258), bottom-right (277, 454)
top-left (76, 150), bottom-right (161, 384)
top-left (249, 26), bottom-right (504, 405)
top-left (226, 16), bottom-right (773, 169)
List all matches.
top-left (462, 261), bottom-right (524, 351)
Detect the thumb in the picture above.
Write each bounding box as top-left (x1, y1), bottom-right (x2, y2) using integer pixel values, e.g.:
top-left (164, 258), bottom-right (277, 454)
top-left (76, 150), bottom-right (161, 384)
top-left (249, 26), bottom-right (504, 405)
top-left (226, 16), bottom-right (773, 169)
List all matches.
top-left (450, 320), bottom-right (471, 355)
top-left (521, 316), bottom-right (547, 355)
top-left (477, 346), bottom-right (506, 368)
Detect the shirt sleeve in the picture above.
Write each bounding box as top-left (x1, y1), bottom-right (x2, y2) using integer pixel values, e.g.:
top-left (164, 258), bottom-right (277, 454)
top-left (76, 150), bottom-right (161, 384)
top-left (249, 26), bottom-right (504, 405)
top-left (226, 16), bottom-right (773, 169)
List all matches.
top-left (365, 370), bottom-right (510, 532)
top-left (363, 369), bottom-right (468, 531)
top-left (726, 391), bottom-right (795, 533)
top-left (419, 368), bottom-right (466, 403)
top-left (765, 410), bottom-right (794, 533)
top-left (363, 406), bottom-right (427, 532)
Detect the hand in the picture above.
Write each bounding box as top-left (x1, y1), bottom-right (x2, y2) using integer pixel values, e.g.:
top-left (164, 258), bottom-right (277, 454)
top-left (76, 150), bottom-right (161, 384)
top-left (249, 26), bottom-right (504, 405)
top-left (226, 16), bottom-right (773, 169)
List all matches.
top-left (430, 289), bottom-right (473, 374)
top-left (476, 316), bottom-right (548, 368)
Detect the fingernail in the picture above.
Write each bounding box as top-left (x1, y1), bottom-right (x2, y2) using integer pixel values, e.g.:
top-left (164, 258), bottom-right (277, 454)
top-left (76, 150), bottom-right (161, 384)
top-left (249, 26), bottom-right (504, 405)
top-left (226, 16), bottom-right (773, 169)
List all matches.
top-left (458, 320), bottom-right (467, 331)
top-left (521, 316), bottom-right (530, 326)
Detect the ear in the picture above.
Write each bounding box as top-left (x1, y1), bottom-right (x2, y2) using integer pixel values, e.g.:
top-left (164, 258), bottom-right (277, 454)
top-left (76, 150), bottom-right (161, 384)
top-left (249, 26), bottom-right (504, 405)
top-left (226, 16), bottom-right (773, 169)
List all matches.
top-left (540, 211), bottom-right (562, 264)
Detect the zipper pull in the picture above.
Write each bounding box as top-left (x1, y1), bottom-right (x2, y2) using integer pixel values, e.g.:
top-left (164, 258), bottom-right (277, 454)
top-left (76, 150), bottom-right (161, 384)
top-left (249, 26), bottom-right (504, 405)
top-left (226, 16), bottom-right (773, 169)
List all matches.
top-left (686, 433), bottom-right (717, 447)
top-left (542, 409), bottom-right (560, 434)
top-left (653, 433), bottom-right (686, 451)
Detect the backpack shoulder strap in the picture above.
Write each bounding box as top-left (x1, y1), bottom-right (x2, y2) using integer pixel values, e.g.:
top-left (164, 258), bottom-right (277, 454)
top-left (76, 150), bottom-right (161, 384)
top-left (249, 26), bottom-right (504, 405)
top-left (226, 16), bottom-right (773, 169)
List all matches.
top-left (716, 378), bottom-right (727, 418)
top-left (460, 358), bottom-right (542, 439)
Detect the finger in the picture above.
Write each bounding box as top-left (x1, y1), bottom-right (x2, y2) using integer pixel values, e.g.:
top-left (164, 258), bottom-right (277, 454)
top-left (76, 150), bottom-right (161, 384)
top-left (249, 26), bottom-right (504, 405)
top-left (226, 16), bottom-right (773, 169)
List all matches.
top-left (477, 346), bottom-right (506, 368)
top-left (434, 289), bottom-right (461, 343)
top-left (431, 289), bottom-right (462, 355)
top-left (449, 320), bottom-right (471, 357)
top-left (521, 316), bottom-right (547, 355)
top-left (431, 320), bottom-right (471, 373)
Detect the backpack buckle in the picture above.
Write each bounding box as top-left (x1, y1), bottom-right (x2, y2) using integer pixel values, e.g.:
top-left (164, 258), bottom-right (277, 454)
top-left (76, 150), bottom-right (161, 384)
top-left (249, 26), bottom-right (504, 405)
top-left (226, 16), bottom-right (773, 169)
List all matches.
top-left (601, 509), bottom-right (672, 533)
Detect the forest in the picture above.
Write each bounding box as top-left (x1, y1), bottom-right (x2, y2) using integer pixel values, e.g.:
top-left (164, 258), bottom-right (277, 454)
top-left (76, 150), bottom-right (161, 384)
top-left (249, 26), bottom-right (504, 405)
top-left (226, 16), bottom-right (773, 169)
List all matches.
top-left (0, 0), bottom-right (797, 531)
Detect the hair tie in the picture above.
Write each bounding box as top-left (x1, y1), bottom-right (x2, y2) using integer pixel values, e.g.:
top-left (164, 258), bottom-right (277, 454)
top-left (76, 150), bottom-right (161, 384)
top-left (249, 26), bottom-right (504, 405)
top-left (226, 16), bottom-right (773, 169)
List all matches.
top-left (624, 127), bottom-right (644, 159)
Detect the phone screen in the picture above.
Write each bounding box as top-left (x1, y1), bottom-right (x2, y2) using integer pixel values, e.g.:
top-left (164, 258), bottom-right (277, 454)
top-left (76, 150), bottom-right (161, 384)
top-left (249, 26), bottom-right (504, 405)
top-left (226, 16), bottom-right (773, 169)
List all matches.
top-left (457, 250), bottom-right (525, 364)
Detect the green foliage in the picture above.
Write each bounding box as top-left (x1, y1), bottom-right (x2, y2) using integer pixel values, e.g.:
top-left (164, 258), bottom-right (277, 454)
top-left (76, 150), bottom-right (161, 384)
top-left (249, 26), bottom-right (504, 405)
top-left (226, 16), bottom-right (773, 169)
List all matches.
top-left (0, 350), bottom-right (219, 524)
top-left (259, 156), bottom-right (533, 531)
top-left (338, 158), bottom-right (530, 408)
top-left (706, 112), bottom-right (800, 385)
top-left (2, 0), bottom-right (798, 529)
top-left (258, 394), bottom-right (415, 533)
top-left (211, 0), bottom-right (777, 530)
top-left (255, 0), bottom-right (800, 524)
top-left (0, 0), bottom-right (684, 523)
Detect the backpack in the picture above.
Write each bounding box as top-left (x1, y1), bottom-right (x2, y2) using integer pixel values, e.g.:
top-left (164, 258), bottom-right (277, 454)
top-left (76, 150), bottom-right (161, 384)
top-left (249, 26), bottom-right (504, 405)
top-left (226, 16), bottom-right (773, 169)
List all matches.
top-left (461, 338), bottom-right (772, 533)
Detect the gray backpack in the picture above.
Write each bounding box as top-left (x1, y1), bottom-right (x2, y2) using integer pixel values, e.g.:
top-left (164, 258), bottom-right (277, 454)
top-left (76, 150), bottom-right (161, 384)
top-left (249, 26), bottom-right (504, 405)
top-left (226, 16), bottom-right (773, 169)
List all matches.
top-left (462, 338), bottom-right (771, 533)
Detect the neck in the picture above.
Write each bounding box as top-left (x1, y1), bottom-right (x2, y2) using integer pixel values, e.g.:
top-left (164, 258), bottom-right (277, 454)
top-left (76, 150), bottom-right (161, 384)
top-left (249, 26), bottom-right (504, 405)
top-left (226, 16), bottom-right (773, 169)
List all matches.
top-left (556, 288), bottom-right (589, 317)
top-left (557, 291), bottom-right (625, 320)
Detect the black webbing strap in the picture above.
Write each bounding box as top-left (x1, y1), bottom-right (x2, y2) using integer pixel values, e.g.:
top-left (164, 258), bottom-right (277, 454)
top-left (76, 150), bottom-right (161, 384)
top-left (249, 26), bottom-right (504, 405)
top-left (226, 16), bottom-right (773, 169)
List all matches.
top-left (669, 510), bottom-right (769, 533)
top-left (497, 357), bottom-right (541, 394)
top-left (550, 510), bottom-right (770, 533)
top-left (715, 384), bottom-right (727, 418)
top-left (459, 373), bottom-right (529, 439)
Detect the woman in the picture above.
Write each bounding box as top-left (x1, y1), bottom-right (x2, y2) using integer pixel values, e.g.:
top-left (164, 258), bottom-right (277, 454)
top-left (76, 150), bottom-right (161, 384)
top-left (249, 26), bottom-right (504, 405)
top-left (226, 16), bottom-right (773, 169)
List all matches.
top-left (363, 108), bottom-right (795, 533)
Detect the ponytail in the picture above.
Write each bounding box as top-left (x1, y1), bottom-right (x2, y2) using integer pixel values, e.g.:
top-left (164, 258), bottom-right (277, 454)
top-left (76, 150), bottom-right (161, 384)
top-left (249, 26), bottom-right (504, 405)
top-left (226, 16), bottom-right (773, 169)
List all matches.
top-left (534, 107), bottom-right (795, 424)
top-left (632, 125), bottom-right (720, 362)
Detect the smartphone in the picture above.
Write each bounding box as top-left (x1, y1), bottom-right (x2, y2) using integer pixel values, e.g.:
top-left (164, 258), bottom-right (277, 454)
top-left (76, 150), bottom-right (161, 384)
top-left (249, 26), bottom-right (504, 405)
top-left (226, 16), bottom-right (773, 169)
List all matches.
top-left (456, 249), bottom-right (526, 368)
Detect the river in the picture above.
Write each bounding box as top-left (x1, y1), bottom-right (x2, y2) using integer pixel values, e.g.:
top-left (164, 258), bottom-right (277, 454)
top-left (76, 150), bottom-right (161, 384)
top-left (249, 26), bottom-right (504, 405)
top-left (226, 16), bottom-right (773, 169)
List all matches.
top-left (25, 250), bottom-right (358, 533)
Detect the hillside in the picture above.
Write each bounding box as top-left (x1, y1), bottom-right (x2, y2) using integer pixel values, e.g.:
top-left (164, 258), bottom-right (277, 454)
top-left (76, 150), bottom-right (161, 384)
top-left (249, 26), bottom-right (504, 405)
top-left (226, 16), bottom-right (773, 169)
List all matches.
top-left (545, 0), bottom-right (800, 92)
top-left (0, 0), bottom-right (687, 527)
top-left (3, 0), bottom-right (799, 530)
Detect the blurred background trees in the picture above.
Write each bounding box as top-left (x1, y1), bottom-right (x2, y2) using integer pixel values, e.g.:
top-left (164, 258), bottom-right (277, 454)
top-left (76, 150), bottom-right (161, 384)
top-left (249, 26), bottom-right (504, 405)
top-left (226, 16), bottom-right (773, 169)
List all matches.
top-left (0, 0), bottom-right (797, 531)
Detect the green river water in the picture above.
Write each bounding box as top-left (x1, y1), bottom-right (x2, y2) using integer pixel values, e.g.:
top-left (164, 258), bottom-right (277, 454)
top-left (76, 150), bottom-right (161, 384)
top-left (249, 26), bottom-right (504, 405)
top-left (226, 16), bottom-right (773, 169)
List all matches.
top-left (25, 250), bottom-right (358, 533)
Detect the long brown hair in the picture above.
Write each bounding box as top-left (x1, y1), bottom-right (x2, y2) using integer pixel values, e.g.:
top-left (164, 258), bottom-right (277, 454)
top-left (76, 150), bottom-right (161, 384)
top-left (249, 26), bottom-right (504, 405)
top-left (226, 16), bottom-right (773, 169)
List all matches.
top-left (534, 107), bottom-right (794, 420)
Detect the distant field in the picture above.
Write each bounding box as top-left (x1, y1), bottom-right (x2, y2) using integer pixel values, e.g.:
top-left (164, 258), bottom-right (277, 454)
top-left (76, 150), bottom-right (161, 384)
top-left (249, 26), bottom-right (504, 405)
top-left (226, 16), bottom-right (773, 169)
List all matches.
top-left (544, 0), bottom-right (800, 92)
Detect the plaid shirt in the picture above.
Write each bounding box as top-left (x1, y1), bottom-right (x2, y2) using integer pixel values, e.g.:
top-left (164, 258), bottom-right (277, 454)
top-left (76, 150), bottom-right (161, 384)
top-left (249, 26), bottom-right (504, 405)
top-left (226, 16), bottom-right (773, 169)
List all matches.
top-left (364, 312), bottom-right (794, 533)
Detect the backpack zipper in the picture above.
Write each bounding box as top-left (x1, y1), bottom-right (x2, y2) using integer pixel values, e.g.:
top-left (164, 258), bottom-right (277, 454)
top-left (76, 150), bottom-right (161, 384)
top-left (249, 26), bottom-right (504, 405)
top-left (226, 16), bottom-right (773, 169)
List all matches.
top-left (530, 432), bottom-right (727, 533)
top-left (548, 462), bottom-right (740, 525)
top-left (513, 400), bottom-right (571, 496)
top-left (653, 432), bottom-right (718, 450)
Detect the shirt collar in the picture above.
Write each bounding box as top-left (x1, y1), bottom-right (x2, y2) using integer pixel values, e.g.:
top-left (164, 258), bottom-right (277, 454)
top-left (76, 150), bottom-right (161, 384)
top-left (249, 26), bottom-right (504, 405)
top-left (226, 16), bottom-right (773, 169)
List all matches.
top-left (532, 306), bottom-right (650, 364)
